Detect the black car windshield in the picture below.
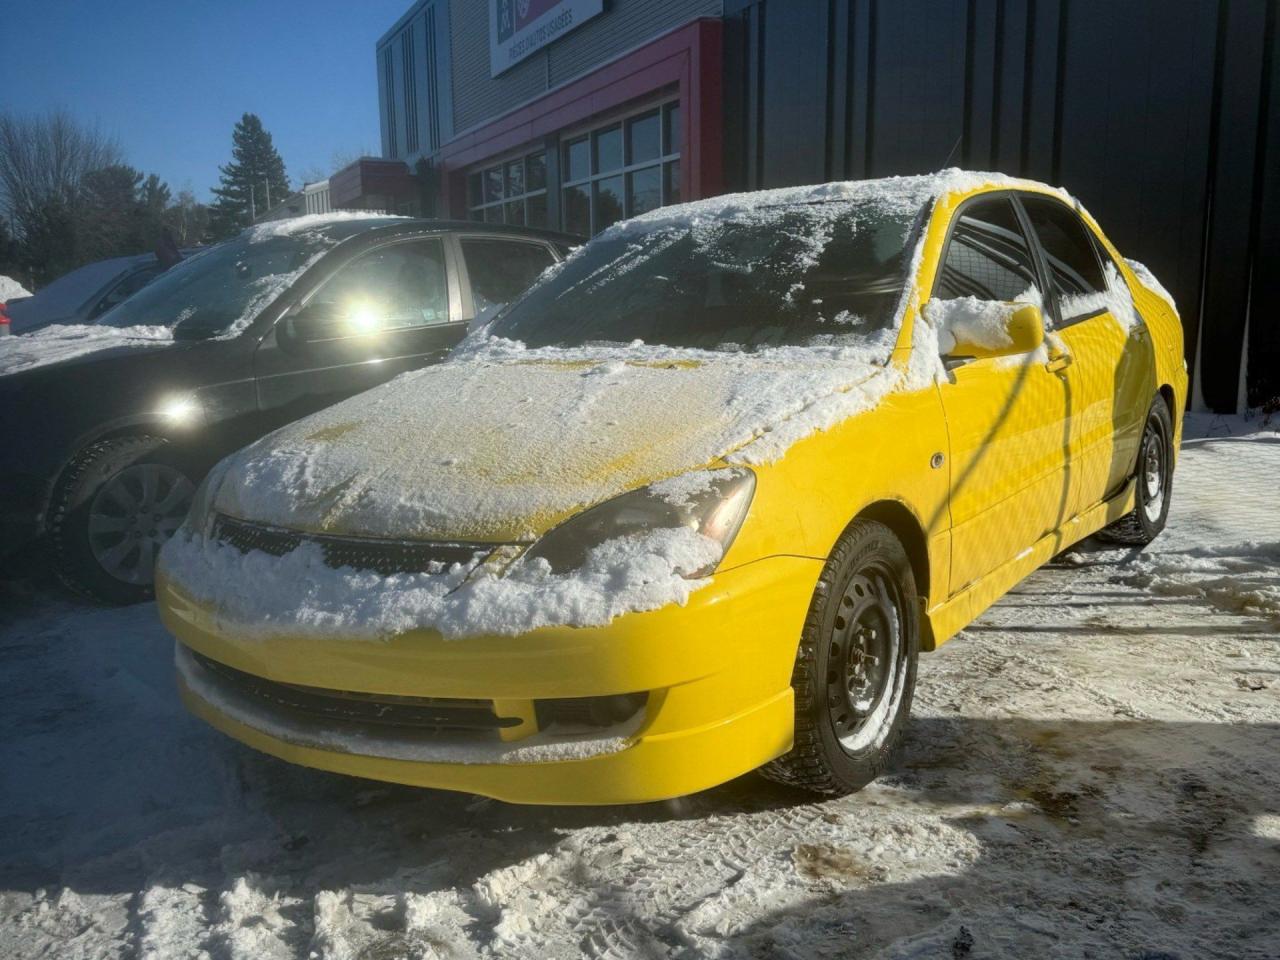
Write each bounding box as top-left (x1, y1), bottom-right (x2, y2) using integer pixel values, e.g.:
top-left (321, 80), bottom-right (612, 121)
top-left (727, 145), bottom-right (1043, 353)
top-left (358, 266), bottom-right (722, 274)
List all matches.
top-left (98, 219), bottom-right (390, 337)
top-left (489, 199), bottom-right (924, 353)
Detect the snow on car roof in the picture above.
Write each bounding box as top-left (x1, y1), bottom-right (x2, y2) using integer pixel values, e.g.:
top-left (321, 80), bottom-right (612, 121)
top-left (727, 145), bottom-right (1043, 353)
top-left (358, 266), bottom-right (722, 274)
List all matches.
top-left (596, 168), bottom-right (1074, 242)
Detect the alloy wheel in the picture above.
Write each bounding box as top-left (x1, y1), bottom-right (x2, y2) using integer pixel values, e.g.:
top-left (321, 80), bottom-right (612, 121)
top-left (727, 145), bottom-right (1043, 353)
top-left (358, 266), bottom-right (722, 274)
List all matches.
top-left (87, 463), bottom-right (194, 585)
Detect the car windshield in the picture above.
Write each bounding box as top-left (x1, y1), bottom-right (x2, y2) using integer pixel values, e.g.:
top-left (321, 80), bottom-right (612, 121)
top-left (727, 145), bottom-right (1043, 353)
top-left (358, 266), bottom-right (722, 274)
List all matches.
top-left (97, 220), bottom-right (386, 337)
top-left (489, 199), bottom-right (924, 353)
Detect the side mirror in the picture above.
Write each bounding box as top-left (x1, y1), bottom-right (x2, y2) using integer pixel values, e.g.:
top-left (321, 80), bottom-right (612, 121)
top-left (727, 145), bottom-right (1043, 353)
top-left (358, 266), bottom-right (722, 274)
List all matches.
top-left (283, 301), bottom-right (349, 344)
top-left (926, 299), bottom-right (1045, 360)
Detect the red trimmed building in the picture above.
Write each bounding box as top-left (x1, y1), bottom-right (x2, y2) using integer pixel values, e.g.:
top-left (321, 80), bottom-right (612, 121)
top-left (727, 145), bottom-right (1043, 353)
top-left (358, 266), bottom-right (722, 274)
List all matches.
top-left (335, 1), bottom-right (722, 237)
top-left (342, 0), bottom-right (1279, 412)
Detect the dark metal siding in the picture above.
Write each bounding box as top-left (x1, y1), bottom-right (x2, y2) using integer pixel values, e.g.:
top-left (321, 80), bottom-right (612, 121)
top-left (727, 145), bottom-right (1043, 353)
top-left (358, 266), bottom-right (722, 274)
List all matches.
top-left (377, 1), bottom-right (455, 162)
top-left (447, 0), bottom-right (721, 135)
top-left (725, 0), bottom-right (1280, 410)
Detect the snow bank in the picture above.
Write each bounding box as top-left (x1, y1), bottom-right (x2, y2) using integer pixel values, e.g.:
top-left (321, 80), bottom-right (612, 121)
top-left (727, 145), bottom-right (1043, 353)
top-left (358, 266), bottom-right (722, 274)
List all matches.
top-left (160, 521), bottom-right (719, 640)
top-left (0, 275), bottom-right (30, 301)
top-left (1121, 542), bottom-right (1280, 625)
top-left (0, 323), bottom-right (173, 376)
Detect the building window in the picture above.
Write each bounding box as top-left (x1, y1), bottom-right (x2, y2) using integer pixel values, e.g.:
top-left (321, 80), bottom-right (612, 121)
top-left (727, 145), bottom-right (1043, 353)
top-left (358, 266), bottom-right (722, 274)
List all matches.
top-left (382, 48), bottom-right (397, 157)
top-left (562, 101), bottom-right (681, 236)
top-left (401, 26), bottom-right (419, 155)
top-left (467, 151), bottom-right (549, 228)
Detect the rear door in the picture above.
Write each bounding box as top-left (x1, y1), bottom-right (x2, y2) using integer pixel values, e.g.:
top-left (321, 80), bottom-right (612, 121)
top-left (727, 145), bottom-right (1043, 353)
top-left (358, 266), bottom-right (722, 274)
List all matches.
top-left (254, 235), bottom-right (467, 427)
top-left (1017, 194), bottom-right (1156, 516)
top-left (931, 194), bottom-right (1072, 594)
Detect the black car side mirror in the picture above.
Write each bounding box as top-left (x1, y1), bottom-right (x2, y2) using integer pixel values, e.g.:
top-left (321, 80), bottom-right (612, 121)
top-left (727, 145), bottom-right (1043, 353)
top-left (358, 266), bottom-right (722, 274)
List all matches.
top-left (283, 301), bottom-right (347, 345)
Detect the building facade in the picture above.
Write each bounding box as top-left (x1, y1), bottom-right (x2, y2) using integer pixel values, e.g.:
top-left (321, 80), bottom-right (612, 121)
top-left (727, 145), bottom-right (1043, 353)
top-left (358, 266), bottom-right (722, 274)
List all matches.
top-left (351, 0), bottom-right (1279, 412)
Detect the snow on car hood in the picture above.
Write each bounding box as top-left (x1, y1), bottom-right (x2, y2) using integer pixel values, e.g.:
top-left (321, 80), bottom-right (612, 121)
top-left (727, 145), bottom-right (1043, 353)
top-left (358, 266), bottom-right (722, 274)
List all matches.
top-left (0, 323), bottom-right (173, 377)
top-left (214, 338), bottom-right (898, 542)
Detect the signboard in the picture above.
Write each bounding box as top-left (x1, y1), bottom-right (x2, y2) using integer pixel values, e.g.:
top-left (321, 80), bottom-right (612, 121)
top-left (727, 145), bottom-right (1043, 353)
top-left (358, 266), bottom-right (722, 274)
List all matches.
top-left (490, 0), bottom-right (603, 77)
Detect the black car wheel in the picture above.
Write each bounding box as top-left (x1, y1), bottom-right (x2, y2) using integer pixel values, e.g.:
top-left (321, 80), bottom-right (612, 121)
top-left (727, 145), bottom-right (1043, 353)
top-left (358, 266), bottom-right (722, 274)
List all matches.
top-left (761, 519), bottom-right (920, 795)
top-left (50, 436), bottom-right (195, 604)
top-left (1099, 395), bottom-right (1174, 546)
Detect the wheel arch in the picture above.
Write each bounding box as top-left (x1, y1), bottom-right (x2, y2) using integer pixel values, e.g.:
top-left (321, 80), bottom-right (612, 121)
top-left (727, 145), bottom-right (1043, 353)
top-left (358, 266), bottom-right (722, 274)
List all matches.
top-left (852, 499), bottom-right (937, 651)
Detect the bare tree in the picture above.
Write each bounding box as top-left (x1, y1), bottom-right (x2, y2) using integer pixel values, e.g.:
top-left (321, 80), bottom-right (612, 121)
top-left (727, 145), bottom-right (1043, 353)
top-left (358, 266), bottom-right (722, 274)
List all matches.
top-left (0, 109), bottom-right (122, 222)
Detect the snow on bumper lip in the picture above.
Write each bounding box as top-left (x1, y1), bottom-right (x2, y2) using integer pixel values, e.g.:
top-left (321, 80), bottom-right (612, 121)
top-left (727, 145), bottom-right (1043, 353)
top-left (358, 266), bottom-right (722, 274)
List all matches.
top-left (157, 555), bottom-right (820, 804)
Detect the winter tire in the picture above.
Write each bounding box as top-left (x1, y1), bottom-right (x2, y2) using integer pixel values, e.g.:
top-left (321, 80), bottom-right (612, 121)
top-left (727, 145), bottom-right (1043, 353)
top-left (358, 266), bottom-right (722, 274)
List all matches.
top-left (761, 519), bottom-right (920, 795)
top-left (1099, 395), bottom-right (1174, 546)
top-left (50, 436), bottom-right (196, 604)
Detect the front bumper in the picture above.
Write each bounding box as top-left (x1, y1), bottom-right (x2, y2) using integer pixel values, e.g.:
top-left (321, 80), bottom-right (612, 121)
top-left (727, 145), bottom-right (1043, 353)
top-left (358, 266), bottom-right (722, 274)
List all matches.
top-left (158, 555), bottom-right (821, 805)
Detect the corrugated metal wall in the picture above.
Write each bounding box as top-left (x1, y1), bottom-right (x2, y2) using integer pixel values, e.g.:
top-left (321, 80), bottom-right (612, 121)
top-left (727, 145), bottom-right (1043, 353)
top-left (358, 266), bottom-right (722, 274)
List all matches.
top-left (724, 0), bottom-right (1280, 412)
top-left (448, 0), bottom-right (721, 134)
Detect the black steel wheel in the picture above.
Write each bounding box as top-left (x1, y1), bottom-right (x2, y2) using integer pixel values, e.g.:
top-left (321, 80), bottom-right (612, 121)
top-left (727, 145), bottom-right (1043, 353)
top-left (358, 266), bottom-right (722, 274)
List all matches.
top-left (761, 519), bottom-right (919, 795)
top-left (1099, 395), bottom-right (1174, 545)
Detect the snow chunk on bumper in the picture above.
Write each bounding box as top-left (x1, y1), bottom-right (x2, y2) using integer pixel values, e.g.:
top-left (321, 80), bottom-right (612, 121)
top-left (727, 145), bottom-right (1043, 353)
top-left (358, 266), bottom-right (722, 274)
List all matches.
top-left (159, 525), bottom-right (722, 641)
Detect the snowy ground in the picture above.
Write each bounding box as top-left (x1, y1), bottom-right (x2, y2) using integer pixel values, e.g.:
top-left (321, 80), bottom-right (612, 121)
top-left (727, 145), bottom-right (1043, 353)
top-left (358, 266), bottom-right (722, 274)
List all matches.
top-left (1, 413), bottom-right (1277, 959)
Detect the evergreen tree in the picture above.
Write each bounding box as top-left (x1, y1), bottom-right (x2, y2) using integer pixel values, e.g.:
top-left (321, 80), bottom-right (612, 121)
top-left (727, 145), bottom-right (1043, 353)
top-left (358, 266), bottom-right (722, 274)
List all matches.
top-left (208, 113), bottom-right (289, 239)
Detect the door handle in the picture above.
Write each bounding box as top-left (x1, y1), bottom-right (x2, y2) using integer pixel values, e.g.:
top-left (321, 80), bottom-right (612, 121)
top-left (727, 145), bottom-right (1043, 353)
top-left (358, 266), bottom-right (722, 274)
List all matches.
top-left (1046, 353), bottom-right (1073, 373)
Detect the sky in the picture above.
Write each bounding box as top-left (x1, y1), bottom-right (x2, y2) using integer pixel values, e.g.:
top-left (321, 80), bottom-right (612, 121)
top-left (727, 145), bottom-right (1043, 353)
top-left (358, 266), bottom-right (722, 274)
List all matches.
top-left (0, 0), bottom-right (414, 201)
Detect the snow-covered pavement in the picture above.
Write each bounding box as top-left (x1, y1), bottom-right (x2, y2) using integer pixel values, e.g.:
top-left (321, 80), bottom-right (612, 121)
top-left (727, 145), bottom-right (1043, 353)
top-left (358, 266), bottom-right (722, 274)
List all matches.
top-left (1, 414), bottom-right (1277, 959)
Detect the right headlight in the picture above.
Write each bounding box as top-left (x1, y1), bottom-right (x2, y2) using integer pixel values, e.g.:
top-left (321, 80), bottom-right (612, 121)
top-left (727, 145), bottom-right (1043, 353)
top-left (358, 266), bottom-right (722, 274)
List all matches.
top-left (522, 468), bottom-right (756, 578)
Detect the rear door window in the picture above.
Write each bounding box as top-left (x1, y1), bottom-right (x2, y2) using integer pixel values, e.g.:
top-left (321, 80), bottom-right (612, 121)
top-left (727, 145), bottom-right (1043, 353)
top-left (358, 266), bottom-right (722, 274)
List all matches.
top-left (935, 196), bottom-right (1040, 303)
top-left (1020, 195), bottom-right (1108, 324)
top-left (461, 238), bottom-right (556, 318)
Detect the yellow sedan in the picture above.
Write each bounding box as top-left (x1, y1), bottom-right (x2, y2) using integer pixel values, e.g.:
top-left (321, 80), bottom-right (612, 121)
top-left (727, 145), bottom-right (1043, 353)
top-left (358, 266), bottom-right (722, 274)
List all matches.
top-left (157, 171), bottom-right (1186, 804)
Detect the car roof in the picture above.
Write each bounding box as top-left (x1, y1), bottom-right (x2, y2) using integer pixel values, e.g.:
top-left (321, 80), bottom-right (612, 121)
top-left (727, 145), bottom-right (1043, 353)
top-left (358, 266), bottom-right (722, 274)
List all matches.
top-left (355, 218), bottom-right (583, 246)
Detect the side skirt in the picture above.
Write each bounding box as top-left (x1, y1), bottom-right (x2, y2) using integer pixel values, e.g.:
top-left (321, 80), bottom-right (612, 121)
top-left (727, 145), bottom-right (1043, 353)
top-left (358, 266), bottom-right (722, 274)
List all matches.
top-left (924, 478), bottom-right (1137, 648)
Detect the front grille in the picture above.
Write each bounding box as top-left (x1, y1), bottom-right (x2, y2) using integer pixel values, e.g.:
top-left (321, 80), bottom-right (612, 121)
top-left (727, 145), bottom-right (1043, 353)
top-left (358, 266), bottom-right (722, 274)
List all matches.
top-left (212, 514), bottom-right (502, 576)
top-left (191, 651), bottom-right (522, 732)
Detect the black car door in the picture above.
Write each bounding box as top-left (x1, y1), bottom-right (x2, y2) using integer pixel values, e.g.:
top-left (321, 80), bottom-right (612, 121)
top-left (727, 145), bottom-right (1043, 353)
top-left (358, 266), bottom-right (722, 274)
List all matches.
top-left (253, 234), bottom-right (469, 426)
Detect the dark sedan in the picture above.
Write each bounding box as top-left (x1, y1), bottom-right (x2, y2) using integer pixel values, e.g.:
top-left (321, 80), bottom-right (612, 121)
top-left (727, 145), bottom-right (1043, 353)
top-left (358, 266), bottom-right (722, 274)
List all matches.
top-left (0, 215), bottom-right (574, 602)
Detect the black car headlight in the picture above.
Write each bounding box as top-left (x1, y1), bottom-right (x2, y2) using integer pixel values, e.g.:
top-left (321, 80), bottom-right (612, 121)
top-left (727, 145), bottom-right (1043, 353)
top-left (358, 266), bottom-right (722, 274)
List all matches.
top-left (523, 468), bottom-right (755, 578)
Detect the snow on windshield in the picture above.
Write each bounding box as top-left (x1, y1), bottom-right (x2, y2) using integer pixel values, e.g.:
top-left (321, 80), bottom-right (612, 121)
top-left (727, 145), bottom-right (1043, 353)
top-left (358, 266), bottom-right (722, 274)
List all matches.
top-left (100, 213), bottom-right (407, 339)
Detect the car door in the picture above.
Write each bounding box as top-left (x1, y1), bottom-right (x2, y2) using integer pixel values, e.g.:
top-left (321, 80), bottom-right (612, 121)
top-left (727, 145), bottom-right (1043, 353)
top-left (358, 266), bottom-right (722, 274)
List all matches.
top-left (1018, 194), bottom-right (1156, 517)
top-left (254, 234), bottom-right (467, 428)
top-left (455, 235), bottom-right (559, 328)
top-left (931, 194), bottom-right (1072, 594)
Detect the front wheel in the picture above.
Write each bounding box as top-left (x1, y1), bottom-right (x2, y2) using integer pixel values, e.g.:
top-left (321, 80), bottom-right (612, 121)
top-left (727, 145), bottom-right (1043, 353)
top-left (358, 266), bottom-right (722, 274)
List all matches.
top-left (49, 436), bottom-right (196, 604)
top-left (761, 519), bottom-right (919, 795)
top-left (1099, 395), bottom-right (1174, 545)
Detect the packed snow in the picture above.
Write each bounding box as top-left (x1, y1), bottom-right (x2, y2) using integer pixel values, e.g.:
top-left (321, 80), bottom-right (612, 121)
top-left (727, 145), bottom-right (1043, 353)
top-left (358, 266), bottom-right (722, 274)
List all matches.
top-left (0, 275), bottom-right (30, 301)
top-left (0, 322), bottom-right (173, 376)
top-left (160, 523), bottom-right (721, 641)
top-left (2, 414), bottom-right (1277, 959)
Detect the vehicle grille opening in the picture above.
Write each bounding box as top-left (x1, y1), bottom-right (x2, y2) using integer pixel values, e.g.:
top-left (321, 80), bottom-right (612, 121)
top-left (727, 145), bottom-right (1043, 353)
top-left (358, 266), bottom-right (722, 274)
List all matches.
top-left (535, 693), bottom-right (648, 729)
top-left (191, 651), bottom-right (524, 733)
top-left (211, 514), bottom-right (506, 576)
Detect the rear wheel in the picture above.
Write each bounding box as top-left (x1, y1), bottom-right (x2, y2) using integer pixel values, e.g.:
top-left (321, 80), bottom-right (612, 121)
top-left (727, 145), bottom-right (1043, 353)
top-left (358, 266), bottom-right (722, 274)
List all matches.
top-left (50, 436), bottom-right (195, 604)
top-left (1099, 396), bottom-right (1174, 545)
top-left (761, 519), bottom-right (919, 795)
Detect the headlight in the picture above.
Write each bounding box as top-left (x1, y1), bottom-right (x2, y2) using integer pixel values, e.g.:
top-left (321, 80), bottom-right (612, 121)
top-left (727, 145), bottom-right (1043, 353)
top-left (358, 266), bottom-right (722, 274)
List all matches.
top-left (523, 468), bottom-right (755, 577)
top-left (181, 458), bottom-right (231, 540)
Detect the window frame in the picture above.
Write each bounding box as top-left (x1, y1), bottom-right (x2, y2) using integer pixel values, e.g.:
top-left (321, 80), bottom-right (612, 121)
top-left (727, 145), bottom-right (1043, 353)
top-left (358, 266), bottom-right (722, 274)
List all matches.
top-left (288, 234), bottom-right (461, 341)
top-left (930, 190), bottom-right (1054, 323)
top-left (1013, 192), bottom-right (1112, 329)
top-left (467, 149), bottom-right (550, 228)
top-left (559, 98), bottom-right (682, 235)
top-left (449, 232), bottom-right (563, 324)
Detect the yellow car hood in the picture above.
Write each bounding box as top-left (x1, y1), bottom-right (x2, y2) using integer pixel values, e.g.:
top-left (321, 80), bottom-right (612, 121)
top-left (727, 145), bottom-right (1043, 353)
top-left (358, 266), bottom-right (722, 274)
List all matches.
top-left (214, 349), bottom-right (890, 541)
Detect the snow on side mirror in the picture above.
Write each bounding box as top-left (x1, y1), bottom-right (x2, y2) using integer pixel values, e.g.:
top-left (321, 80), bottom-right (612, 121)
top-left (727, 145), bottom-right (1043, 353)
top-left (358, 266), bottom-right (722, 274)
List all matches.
top-left (926, 298), bottom-right (1045, 360)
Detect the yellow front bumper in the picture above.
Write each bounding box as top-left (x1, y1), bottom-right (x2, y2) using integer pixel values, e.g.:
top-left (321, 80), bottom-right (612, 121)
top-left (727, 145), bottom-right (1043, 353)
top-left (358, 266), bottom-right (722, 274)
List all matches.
top-left (158, 555), bottom-right (820, 805)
